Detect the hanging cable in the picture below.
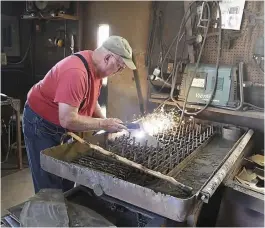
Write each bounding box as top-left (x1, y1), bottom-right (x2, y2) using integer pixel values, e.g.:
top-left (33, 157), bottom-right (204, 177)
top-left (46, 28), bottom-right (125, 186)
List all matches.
top-left (146, 2), bottom-right (159, 68)
top-left (160, 1), bottom-right (197, 82)
top-left (152, 1), bottom-right (197, 96)
top-left (168, 1), bottom-right (211, 116)
top-left (169, 1), bottom-right (222, 124)
top-left (7, 33), bottom-right (32, 65)
top-left (150, 1), bottom-right (198, 111)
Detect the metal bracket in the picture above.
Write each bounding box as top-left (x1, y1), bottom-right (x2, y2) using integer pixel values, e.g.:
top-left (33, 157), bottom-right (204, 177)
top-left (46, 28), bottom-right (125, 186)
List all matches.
top-left (197, 2), bottom-right (210, 29)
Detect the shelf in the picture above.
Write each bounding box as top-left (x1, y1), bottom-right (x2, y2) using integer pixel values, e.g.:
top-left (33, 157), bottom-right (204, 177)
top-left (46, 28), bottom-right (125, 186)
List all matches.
top-left (149, 98), bottom-right (264, 120)
top-left (21, 13), bottom-right (79, 21)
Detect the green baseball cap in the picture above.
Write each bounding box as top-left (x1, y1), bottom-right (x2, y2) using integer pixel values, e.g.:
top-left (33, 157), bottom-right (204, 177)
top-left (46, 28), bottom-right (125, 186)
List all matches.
top-left (102, 36), bottom-right (136, 70)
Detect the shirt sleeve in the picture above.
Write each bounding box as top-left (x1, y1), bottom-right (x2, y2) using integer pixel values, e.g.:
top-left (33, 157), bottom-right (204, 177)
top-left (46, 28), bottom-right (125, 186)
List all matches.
top-left (54, 68), bottom-right (87, 107)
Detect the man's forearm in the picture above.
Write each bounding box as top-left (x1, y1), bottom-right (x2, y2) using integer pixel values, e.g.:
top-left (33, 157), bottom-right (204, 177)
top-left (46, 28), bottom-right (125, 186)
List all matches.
top-left (59, 103), bottom-right (125, 133)
top-left (93, 102), bottom-right (106, 119)
top-left (65, 113), bottom-right (104, 132)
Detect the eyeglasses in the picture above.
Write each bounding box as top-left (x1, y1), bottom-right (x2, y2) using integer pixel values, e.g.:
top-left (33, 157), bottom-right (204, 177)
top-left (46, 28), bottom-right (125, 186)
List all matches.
top-left (111, 54), bottom-right (126, 72)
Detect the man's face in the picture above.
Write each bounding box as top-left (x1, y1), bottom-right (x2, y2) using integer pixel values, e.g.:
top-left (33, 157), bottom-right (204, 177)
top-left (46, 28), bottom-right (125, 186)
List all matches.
top-left (100, 52), bottom-right (126, 77)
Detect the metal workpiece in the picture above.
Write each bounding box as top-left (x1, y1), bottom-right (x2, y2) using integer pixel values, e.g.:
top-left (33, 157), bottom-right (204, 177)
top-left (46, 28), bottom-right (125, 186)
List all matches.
top-left (40, 115), bottom-right (252, 222)
top-left (107, 120), bottom-right (214, 176)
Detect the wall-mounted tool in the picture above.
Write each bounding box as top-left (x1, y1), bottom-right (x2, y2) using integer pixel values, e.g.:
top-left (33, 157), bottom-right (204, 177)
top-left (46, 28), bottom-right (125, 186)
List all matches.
top-left (178, 62), bottom-right (244, 110)
top-left (197, 2), bottom-right (210, 29)
top-left (54, 38), bottom-right (64, 48)
top-left (47, 29), bottom-right (66, 48)
top-left (149, 67), bottom-right (172, 88)
top-left (48, 38), bottom-right (64, 48)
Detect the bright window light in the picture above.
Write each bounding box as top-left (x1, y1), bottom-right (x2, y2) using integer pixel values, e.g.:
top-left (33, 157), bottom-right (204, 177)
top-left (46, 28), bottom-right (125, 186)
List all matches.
top-left (97, 24), bottom-right (109, 48)
top-left (97, 24), bottom-right (109, 87)
top-left (102, 77), bottom-right (108, 86)
top-left (101, 105), bottom-right (107, 118)
top-left (97, 24), bottom-right (109, 117)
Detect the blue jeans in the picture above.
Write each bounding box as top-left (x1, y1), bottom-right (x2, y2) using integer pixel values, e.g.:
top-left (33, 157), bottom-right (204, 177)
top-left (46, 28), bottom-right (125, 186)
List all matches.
top-left (22, 103), bottom-right (74, 193)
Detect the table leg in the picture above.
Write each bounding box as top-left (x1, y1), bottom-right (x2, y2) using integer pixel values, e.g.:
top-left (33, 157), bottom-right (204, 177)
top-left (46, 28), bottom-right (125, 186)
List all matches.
top-left (15, 105), bottom-right (23, 170)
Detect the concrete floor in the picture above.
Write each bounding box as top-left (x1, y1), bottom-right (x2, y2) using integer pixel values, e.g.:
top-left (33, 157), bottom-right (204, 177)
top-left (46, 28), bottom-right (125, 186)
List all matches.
top-left (1, 154), bottom-right (29, 178)
top-left (1, 168), bottom-right (34, 216)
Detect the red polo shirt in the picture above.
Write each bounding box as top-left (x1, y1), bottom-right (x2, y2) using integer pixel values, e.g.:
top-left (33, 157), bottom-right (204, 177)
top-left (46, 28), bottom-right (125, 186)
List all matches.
top-left (27, 50), bottom-right (102, 126)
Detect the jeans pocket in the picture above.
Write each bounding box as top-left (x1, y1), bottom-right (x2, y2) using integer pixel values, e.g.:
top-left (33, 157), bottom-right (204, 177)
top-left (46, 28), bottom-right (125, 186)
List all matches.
top-left (36, 120), bottom-right (58, 137)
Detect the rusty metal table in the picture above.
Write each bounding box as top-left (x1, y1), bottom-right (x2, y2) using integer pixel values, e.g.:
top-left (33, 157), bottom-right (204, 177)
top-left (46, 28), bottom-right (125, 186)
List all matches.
top-left (1, 98), bottom-right (23, 169)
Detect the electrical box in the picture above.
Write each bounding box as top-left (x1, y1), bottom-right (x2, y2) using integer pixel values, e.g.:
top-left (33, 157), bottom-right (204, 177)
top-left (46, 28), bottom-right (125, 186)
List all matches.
top-left (179, 64), bottom-right (239, 108)
top-left (1, 15), bottom-right (20, 57)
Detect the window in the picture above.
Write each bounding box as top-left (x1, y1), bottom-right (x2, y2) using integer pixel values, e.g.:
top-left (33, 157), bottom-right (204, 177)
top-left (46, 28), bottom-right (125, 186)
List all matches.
top-left (97, 24), bottom-right (109, 87)
top-left (101, 105), bottom-right (107, 118)
top-left (97, 24), bottom-right (109, 48)
top-left (97, 24), bottom-right (109, 117)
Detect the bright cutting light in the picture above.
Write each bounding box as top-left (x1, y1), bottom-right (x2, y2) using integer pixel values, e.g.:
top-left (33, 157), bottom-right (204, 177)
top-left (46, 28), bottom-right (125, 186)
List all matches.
top-left (97, 24), bottom-right (109, 86)
top-left (141, 111), bottom-right (175, 136)
top-left (135, 130), bottom-right (145, 138)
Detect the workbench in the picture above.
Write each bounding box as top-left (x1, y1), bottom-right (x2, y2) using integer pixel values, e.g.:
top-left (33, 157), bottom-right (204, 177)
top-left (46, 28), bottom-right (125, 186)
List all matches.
top-left (1, 98), bottom-right (23, 169)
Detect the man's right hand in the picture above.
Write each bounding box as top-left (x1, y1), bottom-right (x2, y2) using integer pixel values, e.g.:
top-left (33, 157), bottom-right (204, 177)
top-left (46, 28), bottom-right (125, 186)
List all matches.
top-left (59, 103), bottom-right (127, 132)
top-left (100, 118), bottom-right (127, 133)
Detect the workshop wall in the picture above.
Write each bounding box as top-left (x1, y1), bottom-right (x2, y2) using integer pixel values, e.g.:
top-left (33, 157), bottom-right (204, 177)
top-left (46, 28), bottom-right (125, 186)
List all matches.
top-left (146, 1), bottom-right (264, 131)
top-left (200, 1), bottom-right (264, 108)
top-left (1, 1), bottom-right (32, 105)
top-left (33, 20), bottom-right (78, 80)
top-left (83, 1), bottom-right (152, 121)
top-left (1, 1), bottom-right (79, 107)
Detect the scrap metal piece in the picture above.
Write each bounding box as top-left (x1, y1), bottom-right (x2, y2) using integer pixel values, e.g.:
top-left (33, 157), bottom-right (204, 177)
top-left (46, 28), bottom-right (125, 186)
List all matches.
top-left (248, 154), bottom-right (264, 167)
top-left (19, 189), bottom-right (69, 227)
top-left (236, 167), bottom-right (257, 182)
top-left (254, 167), bottom-right (264, 179)
top-left (235, 167), bottom-right (264, 194)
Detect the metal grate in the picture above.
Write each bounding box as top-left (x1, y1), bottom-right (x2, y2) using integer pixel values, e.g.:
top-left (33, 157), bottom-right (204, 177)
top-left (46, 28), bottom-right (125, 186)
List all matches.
top-left (107, 122), bottom-right (214, 175)
top-left (72, 116), bottom-right (215, 190)
top-left (72, 152), bottom-right (156, 187)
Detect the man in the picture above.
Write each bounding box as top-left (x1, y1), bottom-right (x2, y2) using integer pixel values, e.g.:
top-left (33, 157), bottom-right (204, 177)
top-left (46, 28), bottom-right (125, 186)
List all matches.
top-left (22, 36), bottom-right (136, 193)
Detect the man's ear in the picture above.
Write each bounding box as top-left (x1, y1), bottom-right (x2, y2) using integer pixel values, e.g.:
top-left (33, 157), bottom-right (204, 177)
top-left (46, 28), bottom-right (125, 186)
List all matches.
top-left (104, 54), bottom-right (111, 63)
